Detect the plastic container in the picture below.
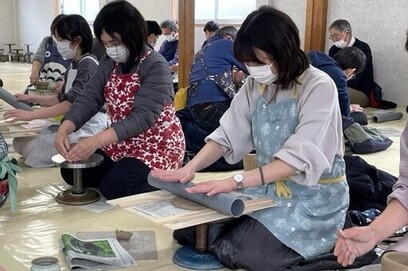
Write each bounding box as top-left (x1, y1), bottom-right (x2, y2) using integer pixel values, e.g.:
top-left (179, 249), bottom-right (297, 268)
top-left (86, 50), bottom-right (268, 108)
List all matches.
top-left (30, 256), bottom-right (61, 271)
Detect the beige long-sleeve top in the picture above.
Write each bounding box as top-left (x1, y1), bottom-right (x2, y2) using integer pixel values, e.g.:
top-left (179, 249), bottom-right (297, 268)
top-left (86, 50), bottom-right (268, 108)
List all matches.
top-left (206, 65), bottom-right (344, 187)
top-left (388, 122), bottom-right (408, 209)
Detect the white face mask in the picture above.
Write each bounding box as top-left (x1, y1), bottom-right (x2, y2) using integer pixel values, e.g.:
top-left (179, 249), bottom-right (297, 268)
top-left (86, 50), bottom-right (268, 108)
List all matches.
top-left (165, 34), bottom-right (175, 42)
top-left (246, 64), bottom-right (277, 85)
top-left (105, 45), bottom-right (129, 63)
top-left (56, 40), bottom-right (75, 59)
top-left (334, 35), bottom-right (348, 49)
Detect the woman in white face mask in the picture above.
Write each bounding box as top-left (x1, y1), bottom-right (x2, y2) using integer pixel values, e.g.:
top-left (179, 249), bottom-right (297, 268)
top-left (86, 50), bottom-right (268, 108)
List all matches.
top-left (54, 0), bottom-right (185, 200)
top-left (152, 5), bottom-right (355, 271)
top-left (4, 14), bottom-right (108, 168)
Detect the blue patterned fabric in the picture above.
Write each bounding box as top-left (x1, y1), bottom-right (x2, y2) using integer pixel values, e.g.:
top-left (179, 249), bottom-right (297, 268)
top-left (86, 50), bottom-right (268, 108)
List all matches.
top-left (243, 89), bottom-right (349, 259)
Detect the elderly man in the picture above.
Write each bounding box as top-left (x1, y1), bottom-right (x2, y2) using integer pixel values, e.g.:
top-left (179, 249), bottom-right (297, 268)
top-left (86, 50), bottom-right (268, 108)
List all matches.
top-left (328, 19), bottom-right (395, 109)
top-left (158, 19), bottom-right (179, 73)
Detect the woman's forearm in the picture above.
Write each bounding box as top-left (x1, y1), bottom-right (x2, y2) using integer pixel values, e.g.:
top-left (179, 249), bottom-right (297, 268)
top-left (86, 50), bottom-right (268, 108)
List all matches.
top-left (369, 199), bottom-right (408, 243)
top-left (30, 94), bottom-right (59, 106)
top-left (31, 100), bottom-right (71, 120)
top-left (187, 140), bottom-right (224, 172)
top-left (93, 127), bottom-right (118, 149)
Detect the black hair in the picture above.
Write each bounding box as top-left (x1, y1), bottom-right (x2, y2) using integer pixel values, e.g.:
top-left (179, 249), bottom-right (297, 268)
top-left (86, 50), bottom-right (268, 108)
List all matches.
top-left (54, 14), bottom-right (93, 54)
top-left (234, 6), bottom-right (309, 90)
top-left (146, 20), bottom-right (162, 36)
top-left (50, 14), bottom-right (67, 34)
top-left (203, 21), bottom-right (219, 32)
top-left (333, 47), bottom-right (366, 75)
top-left (94, 0), bottom-right (147, 71)
top-left (406, 30), bottom-right (408, 51)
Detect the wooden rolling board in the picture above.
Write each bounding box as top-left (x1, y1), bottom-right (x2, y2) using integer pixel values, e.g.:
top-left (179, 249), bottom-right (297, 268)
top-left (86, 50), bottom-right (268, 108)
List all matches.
top-left (0, 118), bottom-right (42, 138)
top-left (108, 190), bottom-right (275, 230)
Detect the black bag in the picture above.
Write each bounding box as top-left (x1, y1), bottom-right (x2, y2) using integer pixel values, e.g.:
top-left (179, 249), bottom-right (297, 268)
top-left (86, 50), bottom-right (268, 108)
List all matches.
top-left (342, 116), bottom-right (393, 154)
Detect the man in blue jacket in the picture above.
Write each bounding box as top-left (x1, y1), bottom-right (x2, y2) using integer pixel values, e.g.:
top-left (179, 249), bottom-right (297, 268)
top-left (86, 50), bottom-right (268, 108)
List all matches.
top-left (177, 26), bottom-right (248, 171)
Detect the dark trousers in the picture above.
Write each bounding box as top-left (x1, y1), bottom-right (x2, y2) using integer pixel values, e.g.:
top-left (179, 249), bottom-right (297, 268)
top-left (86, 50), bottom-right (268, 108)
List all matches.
top-left (177, 101), bottom-right (243, 172)
top-left (174, 215), bottom-right (303, 270)
top-left (174, 215), bottom-right (377, 271)
top-left (60, 149), bottom-right (158, 200)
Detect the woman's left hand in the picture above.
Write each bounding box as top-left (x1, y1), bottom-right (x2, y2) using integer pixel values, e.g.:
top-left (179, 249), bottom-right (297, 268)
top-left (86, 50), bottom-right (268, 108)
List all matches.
top-left (65, 137), bottom-right (99, 162)
top-left (3, 109), bottom-right (33, 121)
top-left (185, 178), bottom-right (236, 196)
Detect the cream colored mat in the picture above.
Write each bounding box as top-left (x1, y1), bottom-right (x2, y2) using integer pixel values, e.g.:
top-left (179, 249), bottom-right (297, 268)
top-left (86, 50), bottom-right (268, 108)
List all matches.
top-left (0, 166), bottom-right (239, 271)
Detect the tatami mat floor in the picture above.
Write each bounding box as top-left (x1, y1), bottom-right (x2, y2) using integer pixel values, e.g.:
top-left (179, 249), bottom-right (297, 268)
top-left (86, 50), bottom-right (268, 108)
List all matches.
top-left (0, 62), bottom-right (405, 271)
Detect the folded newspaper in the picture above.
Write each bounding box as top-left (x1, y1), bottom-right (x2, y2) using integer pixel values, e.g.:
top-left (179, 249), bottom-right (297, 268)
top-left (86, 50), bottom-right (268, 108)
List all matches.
top-left (60, 233), bottom-right (137, 270)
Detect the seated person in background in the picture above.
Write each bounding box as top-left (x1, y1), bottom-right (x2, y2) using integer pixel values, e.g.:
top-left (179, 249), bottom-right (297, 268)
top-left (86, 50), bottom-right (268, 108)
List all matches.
top-left (29, 14), bottom-right (71, 93)
top-left (158, 19), bottom-right (179, 73)
top-left (152, 6), bottom-right (352, 270)
top-left (4, 14), bottom-right (108, 168)
top-left (202, 20), bottom-right (219, 47)
top-left (146, 20), bottom-right (162, 50)
top-left (328, 19), bottom-right (395, 109)
top-left (308, 47), bottom-right (367, 124)
top-left (54, 1), bottom-right (185, 200)
top-left (334, 31), bottom-right (408, 267)
top-left (176, 26), bottom-right (248, 172)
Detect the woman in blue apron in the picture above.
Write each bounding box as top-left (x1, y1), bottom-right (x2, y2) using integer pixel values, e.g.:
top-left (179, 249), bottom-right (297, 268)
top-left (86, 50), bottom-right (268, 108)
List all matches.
top-left (4, 15), bottom-right (108, 168)
top-left (152, 6), bottom-right (350, 270)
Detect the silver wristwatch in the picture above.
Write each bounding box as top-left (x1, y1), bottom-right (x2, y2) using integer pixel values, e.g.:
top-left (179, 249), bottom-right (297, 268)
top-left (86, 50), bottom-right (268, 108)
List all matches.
top-left (233, 173), bottom-right (244, 190)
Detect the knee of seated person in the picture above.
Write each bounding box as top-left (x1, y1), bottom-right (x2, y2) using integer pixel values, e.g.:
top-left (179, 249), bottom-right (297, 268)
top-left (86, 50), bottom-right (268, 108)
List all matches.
top-left (12, 138), bottom-right (24, 154)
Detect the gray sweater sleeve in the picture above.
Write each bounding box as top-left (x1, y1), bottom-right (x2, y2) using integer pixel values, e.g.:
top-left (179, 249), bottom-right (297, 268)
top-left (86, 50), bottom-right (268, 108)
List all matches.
top-left (63, 49), bottom-right (173, 141)
top-left (59, 55), bottom-right (98, 103)
top-left (32, 36), bottom-right (49, 64)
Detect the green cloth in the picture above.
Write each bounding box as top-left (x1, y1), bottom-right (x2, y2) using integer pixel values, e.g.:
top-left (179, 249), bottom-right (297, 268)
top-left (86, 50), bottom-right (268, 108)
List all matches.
top-left (0, 156), bottom-right (22, 212)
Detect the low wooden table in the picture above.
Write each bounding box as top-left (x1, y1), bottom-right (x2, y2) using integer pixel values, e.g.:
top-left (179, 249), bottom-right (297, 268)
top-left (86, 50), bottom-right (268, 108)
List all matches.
top-left (108, 166), bottom-right (274, 270)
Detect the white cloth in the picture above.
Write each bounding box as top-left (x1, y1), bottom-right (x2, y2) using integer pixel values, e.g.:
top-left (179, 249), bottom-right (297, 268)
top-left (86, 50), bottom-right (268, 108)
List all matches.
top-left (13, 112), bottom-right (109, 168)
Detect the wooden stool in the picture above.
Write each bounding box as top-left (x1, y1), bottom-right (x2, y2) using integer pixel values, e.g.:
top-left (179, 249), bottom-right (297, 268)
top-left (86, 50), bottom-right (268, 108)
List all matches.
top-left (3, 43), bottom-right (16, 62)
top-left (55, 153), bottom-right (104, 205)
top-left (22, 44), bottom-right (34, 63)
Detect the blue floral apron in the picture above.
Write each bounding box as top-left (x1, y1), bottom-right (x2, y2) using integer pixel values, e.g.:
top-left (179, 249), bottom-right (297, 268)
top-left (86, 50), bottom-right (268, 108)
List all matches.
top-left (242, 84), bottom-right (349, 259)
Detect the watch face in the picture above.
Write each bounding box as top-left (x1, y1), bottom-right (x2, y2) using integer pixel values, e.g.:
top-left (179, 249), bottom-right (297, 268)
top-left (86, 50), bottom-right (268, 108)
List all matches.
top-left (234, 174), bottom-right (244, 182)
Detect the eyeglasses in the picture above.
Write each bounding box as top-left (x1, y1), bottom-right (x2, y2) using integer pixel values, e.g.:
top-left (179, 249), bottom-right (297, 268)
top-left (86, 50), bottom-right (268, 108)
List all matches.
top-left (329, 31), bottom-right (348, 41)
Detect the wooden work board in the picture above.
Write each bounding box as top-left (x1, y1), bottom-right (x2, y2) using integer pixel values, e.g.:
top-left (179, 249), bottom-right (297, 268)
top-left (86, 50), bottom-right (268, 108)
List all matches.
top-left (0, 106), bottom-right (43, 138)
top-left (107, 190), bottom-right (275, 230)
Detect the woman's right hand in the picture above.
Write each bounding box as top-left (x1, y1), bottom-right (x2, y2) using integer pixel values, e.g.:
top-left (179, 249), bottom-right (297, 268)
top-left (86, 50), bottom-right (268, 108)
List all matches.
top-left (54, 130), bottom-right (71, 158)
top-left (29, 73), bottom-right (39, 85)
top-left (151, 166), bottom-right (195, 184)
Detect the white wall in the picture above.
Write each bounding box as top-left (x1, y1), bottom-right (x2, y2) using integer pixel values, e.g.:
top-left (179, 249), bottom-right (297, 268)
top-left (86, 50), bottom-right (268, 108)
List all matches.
top-left (17, 0), bottom-right (56, 53)
top-left (0, 0), bottom-right (16, 51)
top-left (267, 0), bottom-right (307, 49)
